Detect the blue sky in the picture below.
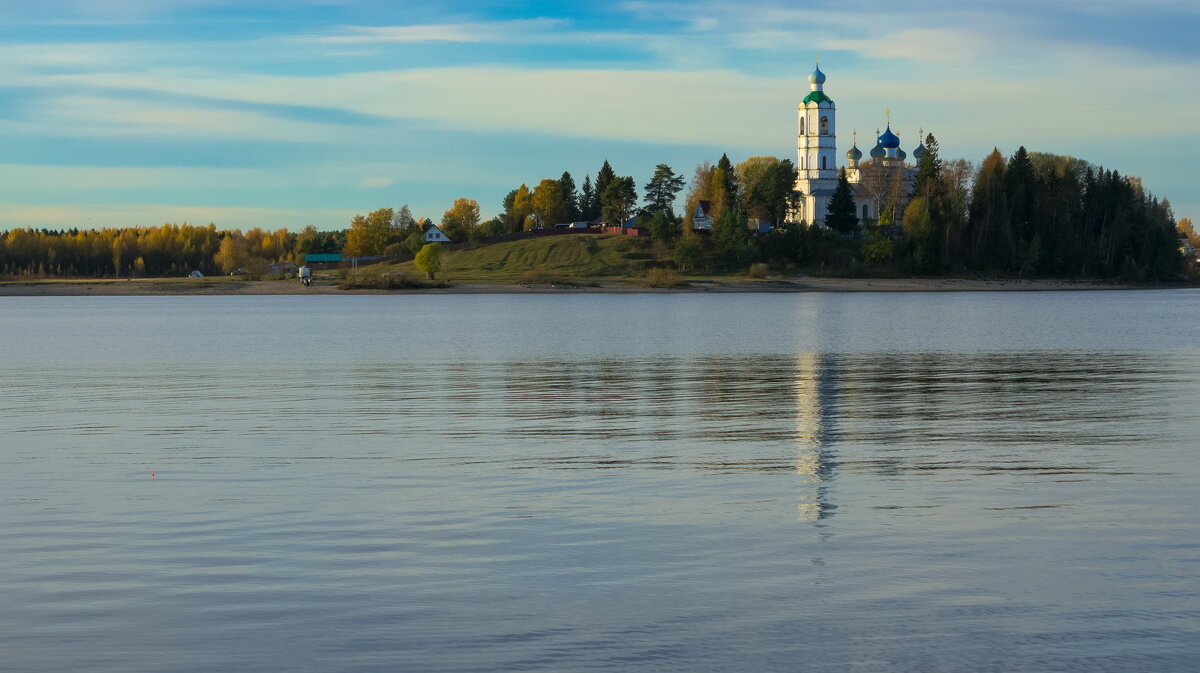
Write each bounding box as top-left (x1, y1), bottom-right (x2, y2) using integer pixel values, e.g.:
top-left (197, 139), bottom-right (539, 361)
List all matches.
top-left (1, 0), bottom-right (1197, 232)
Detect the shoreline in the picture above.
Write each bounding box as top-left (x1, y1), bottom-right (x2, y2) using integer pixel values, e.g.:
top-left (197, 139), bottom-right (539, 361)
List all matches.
top-left (0, 276), bottom-right (1186, 296)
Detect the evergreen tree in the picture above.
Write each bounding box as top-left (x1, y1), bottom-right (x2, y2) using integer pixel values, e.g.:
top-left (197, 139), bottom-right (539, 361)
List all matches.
top-left (716, 153), bottom-right (739, 213)
top-left (579, 175), bottom-right (595, 221)
top-left (642, 164), bottom-right (686, 219)
top-left (760, 159), bottom-right (797, 227)
top-left (913, 133), bottom-right (942, 198)
top-left (594, 160), bottom-right (616, 218)
top-left (1006, 146), bottom-right (1035, 256)
top-left (825, 168), bottom-right (859, 234)
top-left (600, 176), bottom-right (637, 227)
top-left (647, 210), bottom-right (676, 241)
top-left (711, 207), bottom-right (753, 269)
top-left (559, 171), bottom-right (580, 221)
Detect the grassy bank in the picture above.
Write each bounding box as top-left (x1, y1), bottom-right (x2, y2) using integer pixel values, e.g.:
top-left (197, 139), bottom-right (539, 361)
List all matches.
top-left (396, 235), bottom-right (665, 284)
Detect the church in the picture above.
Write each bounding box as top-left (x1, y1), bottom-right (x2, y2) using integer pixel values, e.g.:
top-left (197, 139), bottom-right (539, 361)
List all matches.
top-left (792, 63), bottom-right (925, 227)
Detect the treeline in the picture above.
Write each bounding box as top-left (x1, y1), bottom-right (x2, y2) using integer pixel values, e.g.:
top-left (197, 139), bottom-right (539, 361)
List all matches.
top-left (650, 140), bottom-right (1183, 281)
top-left (0, 223), bottom-right (349, 279)
top-left (0, 143), bottom-right (1187, 281)
top-left (895, 140), bottom-right (1181, 279)
top-left (1, 223), bottom-right (224, 278)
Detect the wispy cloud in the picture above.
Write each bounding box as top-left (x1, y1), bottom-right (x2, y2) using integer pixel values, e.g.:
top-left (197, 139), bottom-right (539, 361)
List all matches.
top-left (311, 18), bottom-right (568, 44)
top-left (1, 0), bottom-right (1196, 228)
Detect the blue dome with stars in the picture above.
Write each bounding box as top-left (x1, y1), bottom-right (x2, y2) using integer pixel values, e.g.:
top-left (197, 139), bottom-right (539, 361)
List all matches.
top-left (877, 125), bottom-right (900, 149)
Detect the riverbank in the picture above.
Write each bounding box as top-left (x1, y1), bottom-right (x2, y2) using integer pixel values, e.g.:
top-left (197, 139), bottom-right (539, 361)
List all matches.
top-left (0, 276), bottom-right (1177, 296)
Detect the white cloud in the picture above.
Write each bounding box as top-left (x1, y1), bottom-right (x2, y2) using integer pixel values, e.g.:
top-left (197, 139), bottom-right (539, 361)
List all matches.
top-left (311, 18), bottom-right (567, 44)
top-left (17, 93), bottom-right (358, 143)
top-left (26, 43), bottom-right (1199, 151)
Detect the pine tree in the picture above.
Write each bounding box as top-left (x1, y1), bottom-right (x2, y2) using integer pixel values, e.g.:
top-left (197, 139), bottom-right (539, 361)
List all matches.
top-left (594, 160), bottom-right (616, 219)
top-left (1006, 146), bottom-right (1035, 255)
top-left (559, 171), bottom-right (580, 221)
top-left (642, 164), bottom-right (686, 219)
top-left (600, 176), bottom-right (637, 227)
top-left (825, 168), bottom-right (859, 234)
top-left (579, 176), bottom-right (595, 221)
top-left (914, 133), bottom-right (942, 199)
top-left (716, 153), bottom-right (739, 213)
top-left (711, 207), bottom-right (753, 269)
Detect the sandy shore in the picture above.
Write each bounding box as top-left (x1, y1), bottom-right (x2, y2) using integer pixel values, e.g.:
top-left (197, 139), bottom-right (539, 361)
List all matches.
top-left (0, 276), bottom-right (1178, 296)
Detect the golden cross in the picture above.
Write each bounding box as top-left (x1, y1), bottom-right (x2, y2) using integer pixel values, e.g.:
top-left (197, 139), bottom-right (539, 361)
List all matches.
top-left (885, 107), bottom-right (891, 125)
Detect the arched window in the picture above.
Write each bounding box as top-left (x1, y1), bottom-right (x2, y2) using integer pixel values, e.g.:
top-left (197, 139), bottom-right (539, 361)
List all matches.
top-left (821, 155), bottom-right (827, 170)
top-left (863, 205), bottom-right (868, 219)
top-left (819, 116), bottom-right (829, 135)
top-left (799, 118), bottom-right (805, 135)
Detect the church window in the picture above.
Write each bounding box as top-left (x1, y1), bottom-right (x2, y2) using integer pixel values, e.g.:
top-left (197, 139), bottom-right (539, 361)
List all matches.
top-left (863, 205), bottom-right (868, 219)
top-left (820, 116), bottom-right (829, 134)
top-left (799, 118), bottom-right (805, 135)
top-left (821, 155), bottom-right (827, 170)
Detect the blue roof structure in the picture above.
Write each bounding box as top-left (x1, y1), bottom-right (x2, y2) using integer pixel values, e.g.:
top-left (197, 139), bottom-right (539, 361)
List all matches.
top-left (305, 253), bottom-right (342, 263)
top-left (877, 125), bottom-right (900, 149)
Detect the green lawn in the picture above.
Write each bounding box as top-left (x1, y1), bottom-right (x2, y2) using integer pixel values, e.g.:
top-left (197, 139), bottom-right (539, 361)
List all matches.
top-left (398, 235), bottom-right (666, 284)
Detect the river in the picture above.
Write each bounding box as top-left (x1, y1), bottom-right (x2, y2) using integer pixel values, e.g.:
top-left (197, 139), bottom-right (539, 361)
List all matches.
top-left (2, 291), bottom-right (1198, 671)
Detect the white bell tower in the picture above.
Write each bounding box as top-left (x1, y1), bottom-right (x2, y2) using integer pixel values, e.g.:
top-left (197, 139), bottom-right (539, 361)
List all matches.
top-left (794, 59), bottom-right (838, 225)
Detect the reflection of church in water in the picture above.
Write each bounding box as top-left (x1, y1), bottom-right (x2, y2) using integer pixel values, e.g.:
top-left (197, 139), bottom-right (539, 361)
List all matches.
top-left (792, 352), bottom-right (840, 523)
top-left (792, 62), bottom-right (926, 227)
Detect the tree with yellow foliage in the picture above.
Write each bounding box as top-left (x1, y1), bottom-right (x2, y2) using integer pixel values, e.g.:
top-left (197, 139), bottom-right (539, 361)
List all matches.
top-left (441, 197), bottom-right (481, 242)
top-left (531, 179), bottom-right (567, 229)
top-left (344, 207), bottom-right (395, 257)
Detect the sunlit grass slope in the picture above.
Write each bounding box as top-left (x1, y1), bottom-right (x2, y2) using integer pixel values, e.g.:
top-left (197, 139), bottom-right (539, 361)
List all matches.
top-left (403, 235), bottom-right (661, 283)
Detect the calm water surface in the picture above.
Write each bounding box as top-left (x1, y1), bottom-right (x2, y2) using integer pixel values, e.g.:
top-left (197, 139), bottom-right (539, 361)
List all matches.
top-left (2, 291), bottom-right (1198, 672)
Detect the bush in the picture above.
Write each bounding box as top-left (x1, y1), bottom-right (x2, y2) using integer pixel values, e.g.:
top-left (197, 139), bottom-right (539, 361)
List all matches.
top-left (519, 269), bottom-right (575, 286)
top-left (673, 235), bottom-right (704, 272)
top-left (644, 267), bottom-right (684, 288)
top-left (338, 271), bottom-right (425, 290)
top-left (747, 263), bottom-right (769, 278)
top-left (861, 236), bottom-right (894, 264)
top-left (242, 257), bottom-right (269, 281)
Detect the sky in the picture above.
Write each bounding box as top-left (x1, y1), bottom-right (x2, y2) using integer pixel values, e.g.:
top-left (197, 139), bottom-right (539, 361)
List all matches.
top-left (1, 0), bottom-right (1197, 232)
